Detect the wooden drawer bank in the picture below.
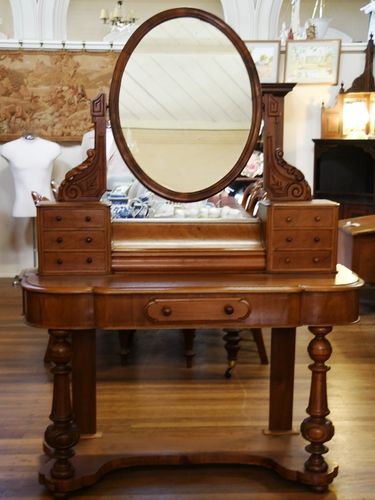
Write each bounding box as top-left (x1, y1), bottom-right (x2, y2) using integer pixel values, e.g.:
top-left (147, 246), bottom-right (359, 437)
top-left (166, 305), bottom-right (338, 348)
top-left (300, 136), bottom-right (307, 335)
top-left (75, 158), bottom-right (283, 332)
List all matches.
top-left (258, 200), bottom-right (339, 273)
top-left (37, 201), bottom-right (111, 275)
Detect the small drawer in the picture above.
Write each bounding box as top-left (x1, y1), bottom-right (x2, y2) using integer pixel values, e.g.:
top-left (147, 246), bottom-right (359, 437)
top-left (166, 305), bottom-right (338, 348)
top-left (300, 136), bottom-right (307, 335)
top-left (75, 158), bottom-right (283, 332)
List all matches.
top-left (42, 251), bottom-right (107, 273)
top-left (272, 229), bottom-right (333, 250)
top-left (270, 250), bottom-right (334, 271)
top-left (42, 209), bottom-right (106, 229)
top-left (42, 230), bottom-right (106, 250)
top-left (273, 208), bottom-right (335, 228)
top-left (146, 297), bottom-right (250, 323)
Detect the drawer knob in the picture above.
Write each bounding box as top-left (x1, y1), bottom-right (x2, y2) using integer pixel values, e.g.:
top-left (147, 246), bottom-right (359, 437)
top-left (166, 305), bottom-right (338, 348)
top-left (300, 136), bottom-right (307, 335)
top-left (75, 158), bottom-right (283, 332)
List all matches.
top-left (285, 216), bottom-right (293, 223)
top-left (313, 257), bottom-right (320, 263)
top-left (85, 237), bottom-right (93, 243)
top-left (224, 305), bottom-right (234, 315)
top-left (284, 257), bottom-right (291, 264)
top-left (56, 237), bottom-right (63, 244)
top-left (314, 236), bottom-right (321, 242)
top-left (55, 215), bottom-right (62, 222)
top-left (286, 236), bottom-right (293, 243)
top-left (161, 306), bottom-right (172, 317)
top-left (56, 258), bottom-right (63, 265)
top-left (86, 257), bottom-right (93, 264)
top-left (85, 216), bottom-right (92, 222)
top-left (314, 216), bottom-right (321, 222)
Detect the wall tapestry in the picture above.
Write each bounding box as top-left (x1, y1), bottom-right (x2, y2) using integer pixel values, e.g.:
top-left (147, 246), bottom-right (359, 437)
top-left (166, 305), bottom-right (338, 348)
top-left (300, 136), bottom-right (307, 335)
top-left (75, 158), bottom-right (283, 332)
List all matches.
top-left (0, 50), bottom-right (117, 142)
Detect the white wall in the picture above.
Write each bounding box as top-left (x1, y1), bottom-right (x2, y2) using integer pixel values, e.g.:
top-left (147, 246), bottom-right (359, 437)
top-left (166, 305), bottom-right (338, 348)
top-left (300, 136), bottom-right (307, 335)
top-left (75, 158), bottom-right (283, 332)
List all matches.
top-left (283, 45), bottom-right (366, 188)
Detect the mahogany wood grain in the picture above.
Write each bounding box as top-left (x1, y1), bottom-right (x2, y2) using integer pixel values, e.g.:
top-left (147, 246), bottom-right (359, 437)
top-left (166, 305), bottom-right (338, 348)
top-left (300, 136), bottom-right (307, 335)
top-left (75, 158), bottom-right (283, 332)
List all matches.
top-left (19, 266), bottom-right (363, 496)
top-left (71, 330), bottom-right (97, 435)
top-left (338, 215), bottom-right (375, 283)
top-left (111, 217), bottom-right (266, 273)
top-left (20, 11), bottom-right (363, 495)
top-left (269, 328), bottom-right (296, 432)
top-left (3, 280), bottom-right (375, 499)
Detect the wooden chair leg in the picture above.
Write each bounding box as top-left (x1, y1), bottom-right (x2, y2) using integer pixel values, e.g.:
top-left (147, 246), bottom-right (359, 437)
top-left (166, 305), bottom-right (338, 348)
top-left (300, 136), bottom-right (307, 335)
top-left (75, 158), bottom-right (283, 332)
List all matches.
top-left (223, 329), bottom-right (241, 378)
top-left (251, 328), bottom-right (269, 365)
top-left (118, 330), bottom-right (135, 365)
top-left (182, 329), bottom-right (196, 368)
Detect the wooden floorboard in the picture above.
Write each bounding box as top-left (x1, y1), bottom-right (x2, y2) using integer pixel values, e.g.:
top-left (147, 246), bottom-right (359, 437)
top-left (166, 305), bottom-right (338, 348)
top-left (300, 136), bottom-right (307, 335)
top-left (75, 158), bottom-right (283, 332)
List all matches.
top-left (0, 278), bottom-right (375, 499)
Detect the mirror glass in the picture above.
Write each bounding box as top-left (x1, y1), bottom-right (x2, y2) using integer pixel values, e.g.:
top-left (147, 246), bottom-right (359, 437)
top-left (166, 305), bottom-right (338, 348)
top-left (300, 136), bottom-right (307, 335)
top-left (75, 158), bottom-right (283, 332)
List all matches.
top-left (110, 10), bottom-right (261, 201)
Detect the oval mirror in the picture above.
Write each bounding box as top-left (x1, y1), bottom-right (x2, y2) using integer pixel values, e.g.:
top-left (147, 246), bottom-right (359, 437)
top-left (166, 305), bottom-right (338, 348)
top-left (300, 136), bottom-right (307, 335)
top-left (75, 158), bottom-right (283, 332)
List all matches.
top-left (109, 8), bottom-right (262, 202)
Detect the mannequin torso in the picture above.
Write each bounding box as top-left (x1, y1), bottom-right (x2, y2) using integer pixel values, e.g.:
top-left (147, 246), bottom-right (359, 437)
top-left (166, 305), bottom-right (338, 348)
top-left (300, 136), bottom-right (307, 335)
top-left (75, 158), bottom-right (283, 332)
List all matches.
top-left (1, 136), bottom-right (61, 217)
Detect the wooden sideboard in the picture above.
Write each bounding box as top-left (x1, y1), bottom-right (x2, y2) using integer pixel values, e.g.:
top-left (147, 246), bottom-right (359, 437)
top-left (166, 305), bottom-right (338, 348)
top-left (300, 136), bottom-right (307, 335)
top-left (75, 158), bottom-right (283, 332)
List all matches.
top-left (338, 214), bottom-right (375, 283)
top-left (313, 138), bottom-right (375, 218)
top-left (19, 9), bottom-right (364, 497)
top-left (21, 265), bottom-right (362, 496)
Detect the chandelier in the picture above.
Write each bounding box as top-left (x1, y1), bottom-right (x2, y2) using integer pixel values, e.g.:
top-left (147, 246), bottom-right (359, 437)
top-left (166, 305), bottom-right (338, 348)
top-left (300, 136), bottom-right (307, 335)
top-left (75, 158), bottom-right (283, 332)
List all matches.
top-left (100, 1), bottom-right (137, 29)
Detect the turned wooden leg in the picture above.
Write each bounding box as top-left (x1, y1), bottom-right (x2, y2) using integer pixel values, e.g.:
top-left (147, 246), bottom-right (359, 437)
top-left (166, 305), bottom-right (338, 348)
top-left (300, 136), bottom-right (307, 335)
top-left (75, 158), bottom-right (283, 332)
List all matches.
top-left (301, 326), bottom-right (335, 493)
top-left (118, 330), bottom-right (135, 365)
top-left (268, 328), bottom-right (296, 433)
top-left (72, 330), bottom-right (96, 435)
top-left (44, 329), bottom-right (80, 481)
top-left (44, 330), bottom-right (53, 364)
top-left (223, 329), bottom-right (241, 378)
top-left (182, 329), bottom-right (196, 368)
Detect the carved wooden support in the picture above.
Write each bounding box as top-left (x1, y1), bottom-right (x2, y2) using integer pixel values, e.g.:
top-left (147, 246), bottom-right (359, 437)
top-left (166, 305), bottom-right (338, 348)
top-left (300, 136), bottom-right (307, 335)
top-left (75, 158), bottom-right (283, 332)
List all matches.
top-left (44, 329), bottom-right (80, 481)
top-left (301, 326), bottom-right (335, 492)
top-left (265, 138), bottom-right (312, 201)
top-left (57, 93), bottom-right (107, 202)
top-left (262, 85), bottom-right (311, 202)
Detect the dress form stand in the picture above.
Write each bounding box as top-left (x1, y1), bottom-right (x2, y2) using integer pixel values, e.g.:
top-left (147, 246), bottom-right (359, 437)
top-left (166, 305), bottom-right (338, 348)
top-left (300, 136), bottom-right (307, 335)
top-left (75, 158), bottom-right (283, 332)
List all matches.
top-left (1, 134), bottom-right (61, 269)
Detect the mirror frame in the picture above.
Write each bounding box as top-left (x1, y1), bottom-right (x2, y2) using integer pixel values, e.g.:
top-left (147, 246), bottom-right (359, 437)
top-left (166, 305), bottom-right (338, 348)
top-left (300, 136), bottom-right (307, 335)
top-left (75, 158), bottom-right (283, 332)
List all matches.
top-left (109, 8), bottom-right (262, 202)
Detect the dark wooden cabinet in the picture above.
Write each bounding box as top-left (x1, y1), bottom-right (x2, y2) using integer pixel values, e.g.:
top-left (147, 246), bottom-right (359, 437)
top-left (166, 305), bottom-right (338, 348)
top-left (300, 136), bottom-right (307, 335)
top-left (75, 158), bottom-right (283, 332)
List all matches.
top-left (313, 139), bottom-right (375, 218)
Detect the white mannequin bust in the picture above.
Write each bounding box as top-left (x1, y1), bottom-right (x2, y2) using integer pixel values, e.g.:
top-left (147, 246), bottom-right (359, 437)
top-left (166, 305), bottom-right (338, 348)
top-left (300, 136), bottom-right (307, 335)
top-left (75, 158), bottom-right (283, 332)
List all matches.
top-left (81, 126), bottom-right (135, 189)
top-left (1, 135), bottom-right (61, 217)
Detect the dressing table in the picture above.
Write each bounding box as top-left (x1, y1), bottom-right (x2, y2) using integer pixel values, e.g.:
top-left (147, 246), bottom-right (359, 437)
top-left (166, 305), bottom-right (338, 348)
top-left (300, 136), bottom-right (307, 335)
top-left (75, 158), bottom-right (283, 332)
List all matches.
top-left (20, 8), bottom-right (363, 497)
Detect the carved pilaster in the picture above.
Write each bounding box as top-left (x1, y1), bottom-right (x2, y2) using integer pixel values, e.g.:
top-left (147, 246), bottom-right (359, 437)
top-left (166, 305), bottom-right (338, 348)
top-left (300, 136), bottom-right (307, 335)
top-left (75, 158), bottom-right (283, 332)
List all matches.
top-left (265, 139), bottom-right (312, 201)
top-left (301, 326), bottom-right (335, 492)
top-left (262, 84), bottom-right (311, 202)
top-left (44, 329), bottom-right (80, 480)
top-left (57, 93), bottom-right (107, 202)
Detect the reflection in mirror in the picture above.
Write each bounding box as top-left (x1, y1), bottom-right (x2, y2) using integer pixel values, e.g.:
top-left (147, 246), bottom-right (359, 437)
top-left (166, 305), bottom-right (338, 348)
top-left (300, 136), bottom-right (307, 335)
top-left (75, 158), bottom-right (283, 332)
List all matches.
top-left (110, 10), bottom-right (261, 200)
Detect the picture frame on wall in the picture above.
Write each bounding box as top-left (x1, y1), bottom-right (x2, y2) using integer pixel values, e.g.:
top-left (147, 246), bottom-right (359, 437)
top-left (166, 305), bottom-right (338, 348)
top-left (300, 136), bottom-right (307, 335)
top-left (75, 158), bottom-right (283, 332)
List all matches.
top-left (284, 39), bottom-right (341, 85)
top-left (245, 41), bottom-right (280, 83)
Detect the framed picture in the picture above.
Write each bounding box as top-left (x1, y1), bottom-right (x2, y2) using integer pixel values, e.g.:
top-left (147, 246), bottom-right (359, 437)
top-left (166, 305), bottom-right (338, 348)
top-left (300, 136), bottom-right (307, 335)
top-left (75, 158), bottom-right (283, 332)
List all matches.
top-left (284, 39), bottom-right (341, 85)
top-left (245, 41), bottom-right (280, 83)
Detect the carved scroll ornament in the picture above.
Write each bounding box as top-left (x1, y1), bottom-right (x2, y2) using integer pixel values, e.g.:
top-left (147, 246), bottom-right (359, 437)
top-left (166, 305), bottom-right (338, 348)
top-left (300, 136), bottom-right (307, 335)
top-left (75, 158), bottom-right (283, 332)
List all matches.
top-left (57, 94), bottom-right (107, 202)
top-left (265, 135), bottom-right (312, 201)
